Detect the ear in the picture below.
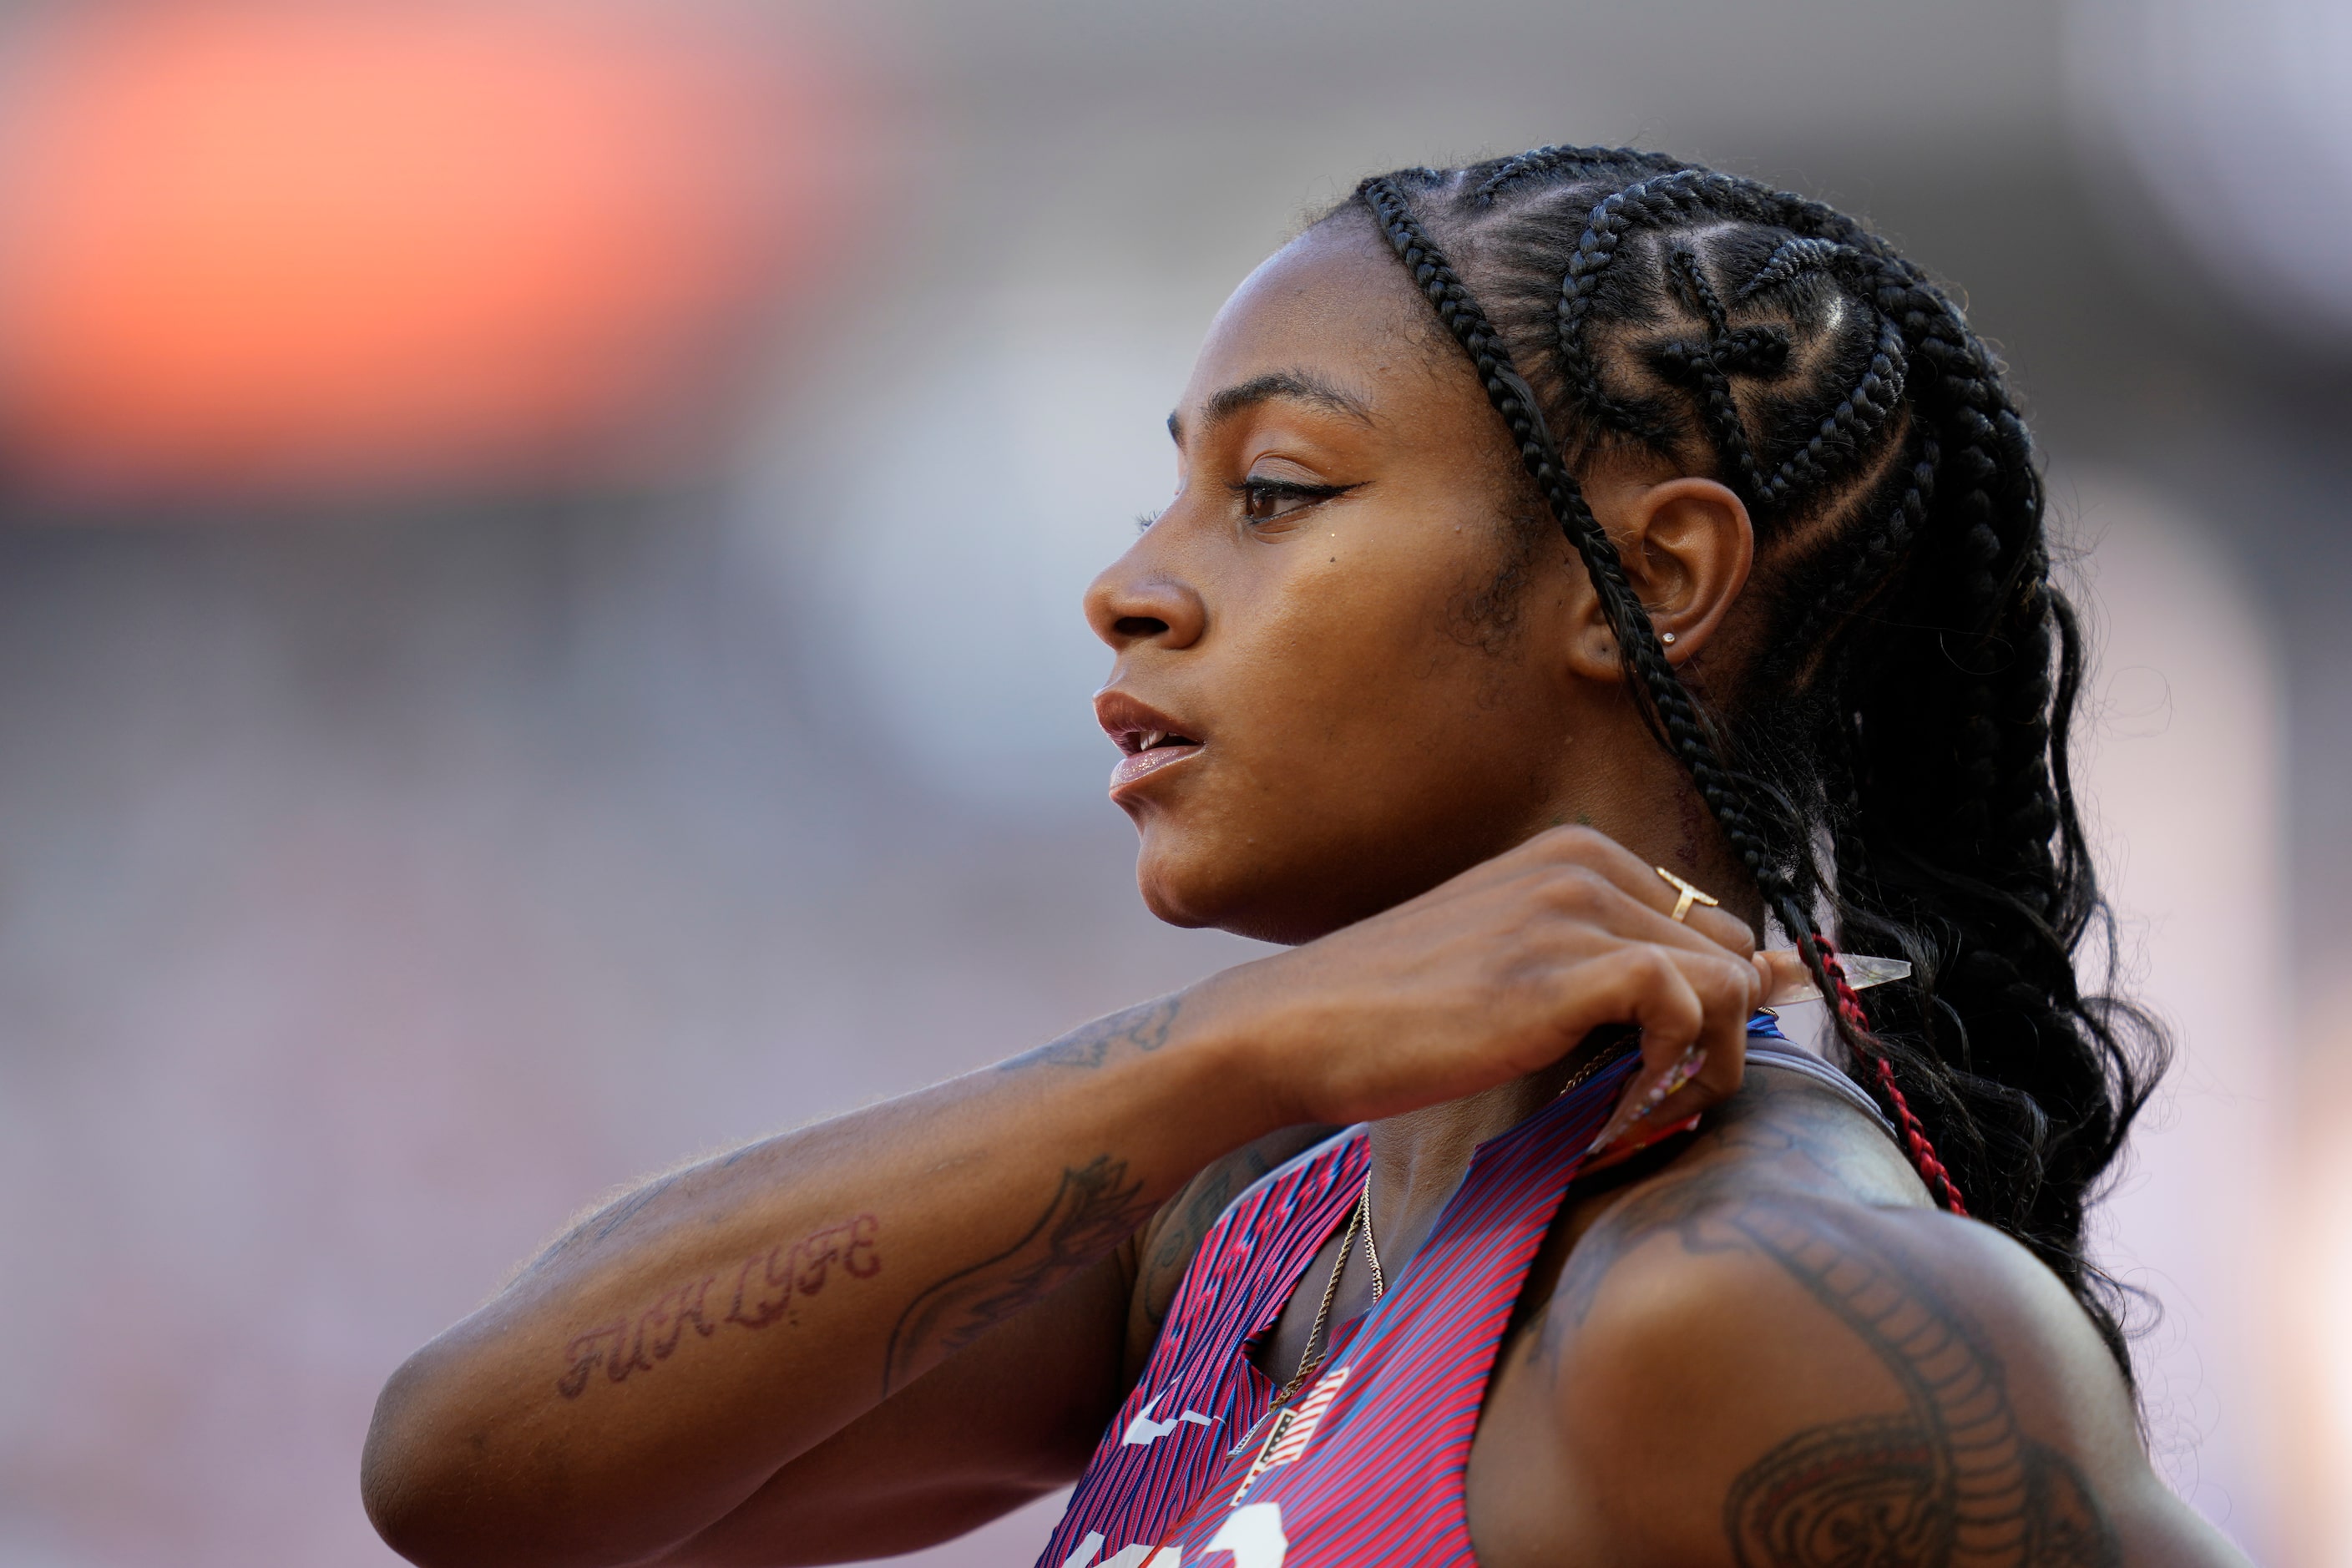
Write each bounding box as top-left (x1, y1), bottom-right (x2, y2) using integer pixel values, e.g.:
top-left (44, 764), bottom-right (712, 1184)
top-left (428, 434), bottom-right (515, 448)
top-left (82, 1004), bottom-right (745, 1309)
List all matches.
top-left (1562, 474), bottom-right (1755, 679)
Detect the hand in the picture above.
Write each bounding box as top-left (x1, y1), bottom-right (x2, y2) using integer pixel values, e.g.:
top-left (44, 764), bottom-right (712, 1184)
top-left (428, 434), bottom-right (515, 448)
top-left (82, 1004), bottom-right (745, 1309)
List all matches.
top-left (1204, 826), bottom-right (1768, 1134)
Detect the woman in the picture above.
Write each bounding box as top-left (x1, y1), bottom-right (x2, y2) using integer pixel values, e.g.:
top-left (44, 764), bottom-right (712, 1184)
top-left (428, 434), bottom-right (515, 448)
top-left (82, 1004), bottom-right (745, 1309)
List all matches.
top-left (362, 148), bottom-right (2242, 1566)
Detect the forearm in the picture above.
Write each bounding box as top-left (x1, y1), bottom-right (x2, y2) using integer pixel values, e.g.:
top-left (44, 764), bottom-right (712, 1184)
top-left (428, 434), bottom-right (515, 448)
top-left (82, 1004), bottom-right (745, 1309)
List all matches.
top-left (362, 989), bottom-right (1280, 1568)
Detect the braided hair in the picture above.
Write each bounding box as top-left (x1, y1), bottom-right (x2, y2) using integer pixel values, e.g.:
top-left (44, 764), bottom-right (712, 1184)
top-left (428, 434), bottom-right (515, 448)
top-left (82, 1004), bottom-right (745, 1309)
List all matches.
top-left (1343, 149), bottom-right (2166, 1378)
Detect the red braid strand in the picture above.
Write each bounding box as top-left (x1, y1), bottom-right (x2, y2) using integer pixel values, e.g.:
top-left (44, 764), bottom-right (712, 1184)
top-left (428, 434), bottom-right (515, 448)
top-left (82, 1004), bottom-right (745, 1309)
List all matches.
top-left (1803, 930), bottom-right (1970, 1216)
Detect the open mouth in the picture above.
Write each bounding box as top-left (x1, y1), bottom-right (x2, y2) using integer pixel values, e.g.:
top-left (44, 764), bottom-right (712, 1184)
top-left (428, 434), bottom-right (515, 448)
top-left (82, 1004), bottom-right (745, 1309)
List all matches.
top-left (1115, 727), bottom-right (1202, 756)
top-left (1095, 692), bottom-right (1207, 797)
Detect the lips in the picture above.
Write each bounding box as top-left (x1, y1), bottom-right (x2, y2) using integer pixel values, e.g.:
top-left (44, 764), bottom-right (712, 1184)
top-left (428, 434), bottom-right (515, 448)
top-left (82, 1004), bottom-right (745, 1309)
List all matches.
top-left (1096, 690), bottom-right (1205, 797)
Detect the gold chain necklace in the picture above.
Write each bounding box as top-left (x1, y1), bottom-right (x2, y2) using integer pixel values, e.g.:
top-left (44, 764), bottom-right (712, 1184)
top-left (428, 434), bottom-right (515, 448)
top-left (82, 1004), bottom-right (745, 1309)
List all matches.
top-left (1273, 1174), bottom-right (1384, 1404)
top-left (1358, 1181), bottom-right (1386, 1298)
top-left (1560, 1032), bottom-right (1639, 1100)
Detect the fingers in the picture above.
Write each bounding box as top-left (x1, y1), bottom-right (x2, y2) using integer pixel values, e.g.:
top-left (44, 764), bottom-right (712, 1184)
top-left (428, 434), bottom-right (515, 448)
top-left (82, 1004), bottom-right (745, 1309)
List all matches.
top-left (1500, 832), bottom-right (1766, 1141)
top-left (1571, 941), bottom-right (1757, 1158)
top-left (1517, 825), bottom-right (1756, 959)
top-left (1273, 822), bottom-right (1771, 1133)
top-left (1535, 940), bottom-right (1756, 1063)
top-left (1758, 948), bottom-right (1814, 1006)
top-left (1512, 857), bottom-right (1755, 990)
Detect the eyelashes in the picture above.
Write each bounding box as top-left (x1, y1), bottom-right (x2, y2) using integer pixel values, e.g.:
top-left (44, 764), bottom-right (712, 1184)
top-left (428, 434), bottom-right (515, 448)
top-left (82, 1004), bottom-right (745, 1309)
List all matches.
top-left (1131, 479), bottom-right (1357, 534)
top-left (1233, 477), bottom-right (1352, 524)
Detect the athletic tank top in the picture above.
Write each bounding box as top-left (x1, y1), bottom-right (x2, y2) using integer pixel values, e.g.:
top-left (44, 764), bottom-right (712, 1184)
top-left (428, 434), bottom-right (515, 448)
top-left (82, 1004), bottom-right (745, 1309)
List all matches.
top-left (1038, 1019), bottom-right (1862, 1568)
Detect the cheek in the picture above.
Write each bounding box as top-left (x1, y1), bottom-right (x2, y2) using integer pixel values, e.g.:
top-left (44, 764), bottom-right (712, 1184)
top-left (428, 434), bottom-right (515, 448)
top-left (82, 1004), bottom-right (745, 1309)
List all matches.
top-left (1229, 549), bottom-right (1459, 756)
top-left (1239, 539), bottom-right (1545, 777)
top-left (1134, 538), bottom-right (1563, 933)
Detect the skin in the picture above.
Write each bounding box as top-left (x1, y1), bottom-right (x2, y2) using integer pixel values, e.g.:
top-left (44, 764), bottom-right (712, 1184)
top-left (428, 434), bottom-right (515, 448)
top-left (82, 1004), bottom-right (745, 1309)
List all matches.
top-left (362, 216), bottom-right (2246, 1567)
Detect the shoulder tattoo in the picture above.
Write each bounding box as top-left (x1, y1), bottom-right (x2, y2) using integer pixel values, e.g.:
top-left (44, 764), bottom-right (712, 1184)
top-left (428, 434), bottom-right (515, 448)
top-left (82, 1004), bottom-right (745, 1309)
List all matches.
top-left (1545, 1155), bottom-right (2120, 1566)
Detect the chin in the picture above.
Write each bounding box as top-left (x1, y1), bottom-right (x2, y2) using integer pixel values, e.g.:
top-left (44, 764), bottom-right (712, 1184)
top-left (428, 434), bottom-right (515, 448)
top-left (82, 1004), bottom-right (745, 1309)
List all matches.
top-left (1132, 822), bottom-right (1409, 948)
top-left (1132, 834), bottom-right (1284, 943)
top-left (1136, 839), bottom-right (1247, 934)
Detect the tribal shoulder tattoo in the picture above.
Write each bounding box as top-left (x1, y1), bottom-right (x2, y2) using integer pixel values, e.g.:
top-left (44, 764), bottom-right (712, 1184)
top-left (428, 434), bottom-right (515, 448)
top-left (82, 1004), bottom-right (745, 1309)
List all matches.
top-left (1542, 1083), bottom-right (2121, 1567)
top-left (1712, 1198), bottom-right (2119, 1568)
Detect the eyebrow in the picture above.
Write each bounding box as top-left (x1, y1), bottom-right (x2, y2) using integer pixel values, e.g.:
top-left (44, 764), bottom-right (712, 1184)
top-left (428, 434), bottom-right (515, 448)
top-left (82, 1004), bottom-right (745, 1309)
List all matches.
top-left (1166, 370), bottom-right (1376, 446)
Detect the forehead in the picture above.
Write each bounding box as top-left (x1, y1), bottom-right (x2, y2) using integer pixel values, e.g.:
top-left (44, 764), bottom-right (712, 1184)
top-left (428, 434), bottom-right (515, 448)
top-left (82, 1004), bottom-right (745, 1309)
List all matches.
top-left (1177, 217), bottom-right (1444, 425)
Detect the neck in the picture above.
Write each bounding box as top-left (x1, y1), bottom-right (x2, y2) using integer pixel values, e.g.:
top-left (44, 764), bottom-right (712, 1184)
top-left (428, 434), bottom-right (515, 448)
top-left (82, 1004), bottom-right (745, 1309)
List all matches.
top-left (1544, 706), bottom-right (1769, 933)
top-left (1360, 1039), bottom-right (1607, 1283)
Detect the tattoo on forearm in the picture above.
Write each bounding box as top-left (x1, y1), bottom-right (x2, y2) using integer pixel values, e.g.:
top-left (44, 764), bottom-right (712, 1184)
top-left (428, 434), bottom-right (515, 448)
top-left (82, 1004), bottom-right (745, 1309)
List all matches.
top-left (528, 1174), bottom-right (687, 1272)
top-left (1537, 1085), bottom-right (2120, 1566)
top-left (883, 1155), bottom-right (1151, 1394)
top-left (1000, 997), bottom-right (1181, 1072)
top-left (588, 1176), bottom-right (680, 1242)
top-left (554, 1215), bottom-right (880, 1399)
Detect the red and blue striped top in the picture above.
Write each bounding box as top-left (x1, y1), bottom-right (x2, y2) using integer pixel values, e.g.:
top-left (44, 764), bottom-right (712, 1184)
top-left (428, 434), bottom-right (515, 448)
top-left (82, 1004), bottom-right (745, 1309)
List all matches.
top-left (1037, 1049), bottom-right (1644, 1567)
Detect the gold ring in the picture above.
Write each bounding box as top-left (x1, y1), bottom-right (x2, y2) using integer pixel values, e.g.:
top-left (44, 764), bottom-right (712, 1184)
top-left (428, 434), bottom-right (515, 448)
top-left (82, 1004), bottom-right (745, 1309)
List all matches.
top-left (1655, 866), bottom-right (1720, 924)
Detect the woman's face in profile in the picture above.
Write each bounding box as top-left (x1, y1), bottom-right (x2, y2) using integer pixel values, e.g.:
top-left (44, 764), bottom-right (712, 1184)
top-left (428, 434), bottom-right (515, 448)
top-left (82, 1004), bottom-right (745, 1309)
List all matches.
top-left (1085, 220), bottom-right (1611, 946)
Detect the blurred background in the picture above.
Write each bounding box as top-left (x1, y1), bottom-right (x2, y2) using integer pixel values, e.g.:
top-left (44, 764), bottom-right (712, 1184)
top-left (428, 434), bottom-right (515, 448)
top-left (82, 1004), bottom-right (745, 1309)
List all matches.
top-left (0, 0), bottom-right (2340, 1562)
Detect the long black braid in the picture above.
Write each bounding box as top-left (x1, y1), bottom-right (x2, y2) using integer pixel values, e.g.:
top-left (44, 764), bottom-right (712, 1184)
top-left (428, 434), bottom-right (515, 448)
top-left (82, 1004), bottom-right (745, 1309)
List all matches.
top-left (1347, 151), bottom-right (2165, 1379)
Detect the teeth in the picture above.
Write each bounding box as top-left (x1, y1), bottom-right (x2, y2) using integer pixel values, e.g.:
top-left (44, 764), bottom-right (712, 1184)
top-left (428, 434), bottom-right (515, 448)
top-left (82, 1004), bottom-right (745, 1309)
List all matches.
top-left (1137, 730), bottom-right (1165, 751)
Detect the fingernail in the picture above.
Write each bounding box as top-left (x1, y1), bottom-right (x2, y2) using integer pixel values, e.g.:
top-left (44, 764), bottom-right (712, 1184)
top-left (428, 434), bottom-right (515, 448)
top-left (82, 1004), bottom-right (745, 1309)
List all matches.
top-left (1653, 1044), bottom-right (1707, 1102)
top-left (1584, 1044), bottom-right (1706, 1156)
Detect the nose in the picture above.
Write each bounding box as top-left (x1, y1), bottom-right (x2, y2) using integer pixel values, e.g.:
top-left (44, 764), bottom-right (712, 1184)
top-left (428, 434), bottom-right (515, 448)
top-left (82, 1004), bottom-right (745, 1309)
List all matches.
top-left (1085, 543), bottom-right (1205, 653)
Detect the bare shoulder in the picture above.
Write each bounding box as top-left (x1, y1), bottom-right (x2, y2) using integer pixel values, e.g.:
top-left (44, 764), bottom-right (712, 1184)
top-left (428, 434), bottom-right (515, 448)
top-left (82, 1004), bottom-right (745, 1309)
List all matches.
top-left (1473, 1076), bottom-right (2248, 1567)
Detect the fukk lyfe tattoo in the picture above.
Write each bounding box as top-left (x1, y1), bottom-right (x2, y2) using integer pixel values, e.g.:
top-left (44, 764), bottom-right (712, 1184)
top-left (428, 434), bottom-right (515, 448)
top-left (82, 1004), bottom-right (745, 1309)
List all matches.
top-left (556, 1216), bottom-right (880, 1399)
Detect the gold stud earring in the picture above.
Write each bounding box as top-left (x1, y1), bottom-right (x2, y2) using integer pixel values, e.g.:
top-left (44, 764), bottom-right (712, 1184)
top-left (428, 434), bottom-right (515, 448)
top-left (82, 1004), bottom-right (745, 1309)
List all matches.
top-left (1661, 631), bottom-right (1678, 645)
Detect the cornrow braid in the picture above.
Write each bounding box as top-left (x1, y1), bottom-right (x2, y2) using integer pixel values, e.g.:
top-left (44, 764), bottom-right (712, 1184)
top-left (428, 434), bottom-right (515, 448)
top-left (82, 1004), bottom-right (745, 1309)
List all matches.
top-left (1651, 245), bottom-right (1782, 508)
top-left (1355, 174), bottom-right (1969, 1216)
top-left (1559, 174), bottom-right (1908, 514)
top-left (1737, 236), bottom-right (1859, 303)
top-left (1474, 143), bottom-right (1686, 206)
top-left (1768, 433), bottom-right (1939, 681)
top-left (1338, 148), bottom-right (2165, 1383)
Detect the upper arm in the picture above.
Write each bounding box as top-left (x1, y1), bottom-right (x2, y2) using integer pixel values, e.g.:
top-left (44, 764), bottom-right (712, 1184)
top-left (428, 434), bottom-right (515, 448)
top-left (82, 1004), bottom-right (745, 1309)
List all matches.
top-left (1122, 1122), bottom-right (1342, 1382)
top-left (1483, 1187), bottom-right (2248, 1568)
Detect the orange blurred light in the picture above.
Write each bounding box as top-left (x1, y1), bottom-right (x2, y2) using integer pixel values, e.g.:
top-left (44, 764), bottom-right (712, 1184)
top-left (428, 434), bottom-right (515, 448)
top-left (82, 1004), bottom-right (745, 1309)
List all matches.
top-left (0, 3), bottom-right (846, 498)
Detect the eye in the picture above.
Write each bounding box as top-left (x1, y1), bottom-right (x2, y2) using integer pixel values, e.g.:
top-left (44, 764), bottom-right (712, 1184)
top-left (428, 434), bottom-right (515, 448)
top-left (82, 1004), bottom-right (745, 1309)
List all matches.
top-left (1234, 475), bottom-right (1348, 525)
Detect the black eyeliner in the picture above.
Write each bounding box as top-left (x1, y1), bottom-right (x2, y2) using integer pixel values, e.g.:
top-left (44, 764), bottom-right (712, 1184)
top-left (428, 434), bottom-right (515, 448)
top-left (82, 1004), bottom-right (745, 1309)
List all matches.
top-left (1227, 478), bottom-right (1348, 500)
